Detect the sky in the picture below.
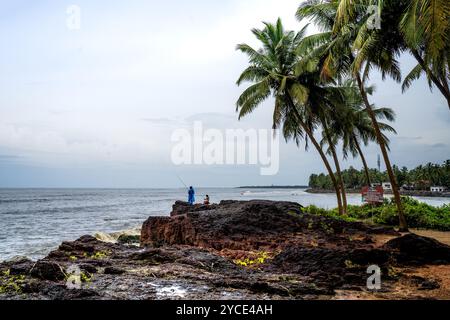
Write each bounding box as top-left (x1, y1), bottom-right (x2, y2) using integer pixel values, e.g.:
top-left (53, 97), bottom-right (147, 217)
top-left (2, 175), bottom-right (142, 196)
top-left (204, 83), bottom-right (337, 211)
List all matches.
top-left (0, 0), bottom-right (448, 188)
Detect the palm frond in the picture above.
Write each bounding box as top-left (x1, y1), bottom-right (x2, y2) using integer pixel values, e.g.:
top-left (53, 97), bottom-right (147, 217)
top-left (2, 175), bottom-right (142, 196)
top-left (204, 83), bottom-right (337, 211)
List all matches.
top-left (236, 78), bottom-right (271, 119)
top-left (401, 63), bottom-right (425, 92)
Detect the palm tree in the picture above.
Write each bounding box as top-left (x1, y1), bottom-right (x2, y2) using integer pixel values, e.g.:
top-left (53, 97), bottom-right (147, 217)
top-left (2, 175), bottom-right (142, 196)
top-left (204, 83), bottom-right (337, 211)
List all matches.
top-left (235, 18), bottom-right (345, 214)
top-left (319, 82), bottom-right (397, 192)
top-left (340, 106), bottom-right (397, 187)
top-left (334, 1), bottom-right (409, 230)
top-left (400, 0), bottom-right (450, 109)
top-left (319, 118), bottom-right (348, 212)
top-left (331, 0), bottom-right (450, 109)
top-left (327, 81), bottom-right (397, 187)
top-left (301, 80), bottom-right (360, 214)
top-left (314, 82), bottom-right (361, 213)
top-left (297, 0), bottom-right (409, 231)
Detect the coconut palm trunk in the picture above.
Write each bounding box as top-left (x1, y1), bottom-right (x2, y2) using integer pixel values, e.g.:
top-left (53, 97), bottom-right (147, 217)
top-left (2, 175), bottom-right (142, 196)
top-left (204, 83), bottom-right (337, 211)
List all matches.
top-left (355, 73), bottom-right (408, 232)
top-left (286, 93), bottom-right (344, 215)
top-left (354, 137), bottom-right (371, 186)
top-left (302, 122), bottom-right (344, 215)
top-left (330, 146), bottom-right (347, 214)
top-left (323, 123), bottom-right (348, 214)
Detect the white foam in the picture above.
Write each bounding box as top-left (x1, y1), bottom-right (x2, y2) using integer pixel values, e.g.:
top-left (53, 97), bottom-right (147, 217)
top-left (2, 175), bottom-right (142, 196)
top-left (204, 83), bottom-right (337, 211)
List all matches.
top-left (94, 227), bottom-right (141, 243)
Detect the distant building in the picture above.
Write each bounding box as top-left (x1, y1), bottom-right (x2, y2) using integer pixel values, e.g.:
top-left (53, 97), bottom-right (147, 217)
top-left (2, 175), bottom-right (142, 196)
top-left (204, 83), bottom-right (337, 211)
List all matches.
top-left (382, 182), bottom-right (392, 191)
top-left (370, 182), bottom-right (393, 191)
top-left (430, 186), bottom-right (445, 193)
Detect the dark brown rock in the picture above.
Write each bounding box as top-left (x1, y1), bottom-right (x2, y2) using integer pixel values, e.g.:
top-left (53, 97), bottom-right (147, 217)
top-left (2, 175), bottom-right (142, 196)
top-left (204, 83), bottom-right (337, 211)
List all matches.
top-left (30, 261), bottom-right (65, 281)
top-left (169, 201), bottom-right (218, 217)
top-left (141, 200), bottom-right (396, 253)
top-left (410, 276), bottom-right (441, 290)
top-left (104, 267), bottom-right (125, 275)
top-left (79, 263), bottom-right (98, 274)
top-left (142, 200), bottom-right (306, 248)
top-left (130, 248), bottom-right (179, 263)
top-left (6, 258), bottom-right (34, 276)
top-left (268, 247), bottom-right (391, 289)
top-left (383, 233), bottom-right (450, 265)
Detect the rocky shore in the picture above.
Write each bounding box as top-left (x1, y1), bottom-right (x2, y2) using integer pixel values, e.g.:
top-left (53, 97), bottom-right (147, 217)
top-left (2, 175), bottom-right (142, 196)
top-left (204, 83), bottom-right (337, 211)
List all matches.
top-left (1, 200), bottom-right (450, 300)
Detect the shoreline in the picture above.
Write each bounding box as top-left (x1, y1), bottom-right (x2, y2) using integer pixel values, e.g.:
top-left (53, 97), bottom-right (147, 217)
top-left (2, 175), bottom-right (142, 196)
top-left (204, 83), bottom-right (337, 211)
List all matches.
top-left (1, 191), bottom-right (448, 263)
top-left (238, 185), bottom-right (309, 189)
top-left (306, 188), bottom-right (450, 198)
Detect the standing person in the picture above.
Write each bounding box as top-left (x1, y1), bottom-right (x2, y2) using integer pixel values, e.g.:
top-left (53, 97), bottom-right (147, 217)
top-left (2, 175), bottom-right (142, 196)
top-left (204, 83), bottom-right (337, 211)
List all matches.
top-left (188, 186), bottom-right (195, 205)
top-left (203, 195), bottom-right (210, 205)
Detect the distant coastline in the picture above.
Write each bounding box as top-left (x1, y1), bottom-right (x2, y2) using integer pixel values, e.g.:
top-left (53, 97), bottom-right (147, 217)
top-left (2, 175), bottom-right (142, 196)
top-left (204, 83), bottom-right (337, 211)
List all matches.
top-left (238, 185), bottom-right (308, 189)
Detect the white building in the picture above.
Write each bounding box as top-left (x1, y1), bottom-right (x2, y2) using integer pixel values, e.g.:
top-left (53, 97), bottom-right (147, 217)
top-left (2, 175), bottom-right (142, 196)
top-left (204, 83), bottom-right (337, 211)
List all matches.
top-left (430, 186), bottom-right (445, 193)
top-left (382, 182), bottom-right (392, 191)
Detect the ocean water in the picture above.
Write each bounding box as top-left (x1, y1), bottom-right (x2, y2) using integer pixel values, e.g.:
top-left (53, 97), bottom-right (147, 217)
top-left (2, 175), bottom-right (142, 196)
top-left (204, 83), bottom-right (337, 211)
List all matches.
top-left (0, 188), bottom-right (448, 262)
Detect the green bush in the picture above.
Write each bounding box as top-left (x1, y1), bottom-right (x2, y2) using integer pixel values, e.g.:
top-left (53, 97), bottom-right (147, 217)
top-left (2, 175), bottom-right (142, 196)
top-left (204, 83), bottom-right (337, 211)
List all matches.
top-left (304, 197), bottom-right (450, 231)
top-left (301, 205), bottom-right (357, 222)
top-left (369, 197), bottom-right (450, 230)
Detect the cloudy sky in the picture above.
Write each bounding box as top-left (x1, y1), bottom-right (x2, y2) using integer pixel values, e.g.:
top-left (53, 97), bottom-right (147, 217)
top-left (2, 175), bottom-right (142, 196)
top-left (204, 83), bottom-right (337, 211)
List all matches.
top-left (0, 0), bottom-right (448, 188)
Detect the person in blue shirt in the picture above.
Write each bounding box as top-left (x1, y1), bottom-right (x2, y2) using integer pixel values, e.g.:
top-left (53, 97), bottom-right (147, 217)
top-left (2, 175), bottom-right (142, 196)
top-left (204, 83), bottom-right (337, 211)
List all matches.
top-left (188, 186), bottom-right (195, 205)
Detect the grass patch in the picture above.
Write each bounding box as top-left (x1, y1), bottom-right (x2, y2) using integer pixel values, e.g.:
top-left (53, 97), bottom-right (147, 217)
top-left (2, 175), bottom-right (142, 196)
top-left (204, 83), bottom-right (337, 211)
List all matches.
top-left (83, 250), bottom-right (110, 260)
top-left (233, 251), bottom-right (271, 267)
top-left (0, 270), bottom-right (26, 294)
top-left (300, 205), bottom-right (358, 223)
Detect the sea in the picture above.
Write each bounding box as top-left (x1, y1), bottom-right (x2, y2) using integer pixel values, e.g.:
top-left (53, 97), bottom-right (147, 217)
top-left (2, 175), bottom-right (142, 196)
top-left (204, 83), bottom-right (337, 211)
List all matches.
top-left (0, 188), bottom-right (448, 262)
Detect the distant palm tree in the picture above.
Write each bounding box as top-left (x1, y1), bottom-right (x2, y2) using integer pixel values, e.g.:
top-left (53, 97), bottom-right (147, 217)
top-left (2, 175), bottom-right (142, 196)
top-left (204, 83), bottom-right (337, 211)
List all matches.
top-left (235, 18), bottom-right (345, 214)
top-left (325, 81), bottom-right (396, 187)
top-left (318, 81), bottom-right (396, 190)
top-left (299, 80), bottom-right (362, 214)
top-left (340, 105), bottom-right (396, 187)
top-left (297, 0), bottom-right (409, 231)
top-left (313, 82), bottom-right (362, 213)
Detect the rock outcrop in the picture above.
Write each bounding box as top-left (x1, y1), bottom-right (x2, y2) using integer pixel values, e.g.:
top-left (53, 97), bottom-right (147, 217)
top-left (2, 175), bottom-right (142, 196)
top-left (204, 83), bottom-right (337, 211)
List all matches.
top-left (141, 200), bottom-right (386, 251)
top-left (383, 233), bottom-right (450, 264)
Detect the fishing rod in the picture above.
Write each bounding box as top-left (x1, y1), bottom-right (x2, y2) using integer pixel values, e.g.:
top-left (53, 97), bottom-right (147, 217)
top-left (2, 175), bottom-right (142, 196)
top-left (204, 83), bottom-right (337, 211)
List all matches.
top-left (176, 174), bottom-right (188, 189)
